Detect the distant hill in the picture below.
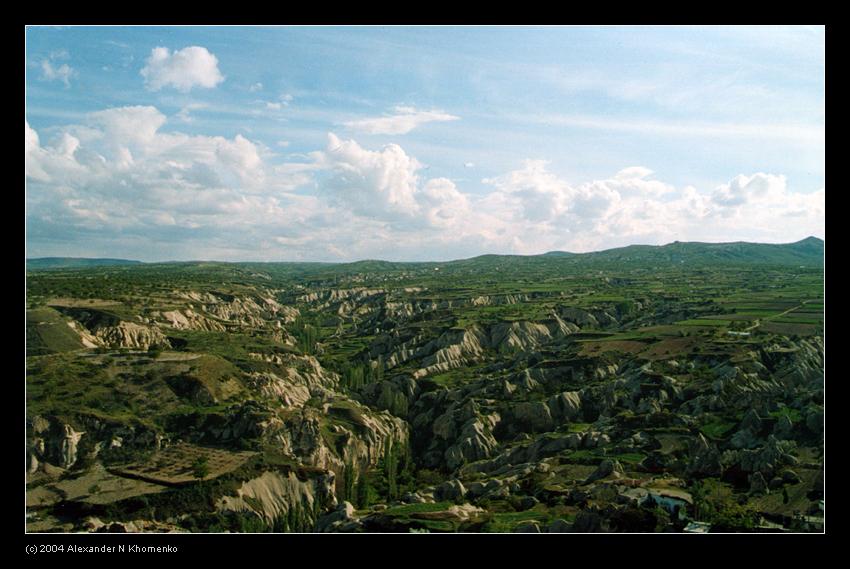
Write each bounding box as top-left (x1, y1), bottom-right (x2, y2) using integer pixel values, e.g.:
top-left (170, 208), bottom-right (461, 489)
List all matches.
top-left (23, 237), bottom-right (823, 274)
top-left (433, 237), bottom-right (824, 274)
top-left (26, 257), bottom-right (143, 270)
top-left (578, 237), bottom-right (824, 267)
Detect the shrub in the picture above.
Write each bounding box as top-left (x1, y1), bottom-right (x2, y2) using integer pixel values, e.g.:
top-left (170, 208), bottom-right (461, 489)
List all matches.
top-left (192, 456), bottom-right (210, 480)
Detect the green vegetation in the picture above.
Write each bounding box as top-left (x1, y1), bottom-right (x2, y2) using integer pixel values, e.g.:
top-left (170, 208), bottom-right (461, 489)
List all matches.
top-left (26, 307), bottom-right (86, 355)
top-left (381, 501), bottom-right (454, 516)
top-left (769, 405), bottom-right (803, 423)
top-left (676, 319), bottom-right (731, 327)
top-left (700, 419), bottom-right (737, 440)
top-left (25, 238), bottom-right (823, 534)
top-left (191, 456), bottom-right (210, 480)
top-left (482, 509), bottom-right (551, 533)
top-left (691, 480), bottom-right (758, 530)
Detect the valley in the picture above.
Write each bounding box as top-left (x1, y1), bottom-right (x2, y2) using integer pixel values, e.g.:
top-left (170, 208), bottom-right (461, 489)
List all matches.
top-left (25, 238), bottom-right (825, 533)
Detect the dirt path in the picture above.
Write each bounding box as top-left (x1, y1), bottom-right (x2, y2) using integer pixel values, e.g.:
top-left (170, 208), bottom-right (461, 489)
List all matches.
top-left (156, 352), bottom-right (202, 362)
top-left (745, 303), bottom-right (803, 331)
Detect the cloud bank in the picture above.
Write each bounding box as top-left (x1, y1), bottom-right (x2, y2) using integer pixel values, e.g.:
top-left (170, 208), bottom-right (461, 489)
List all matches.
top-left (25, 106), bottom-right (824, 262)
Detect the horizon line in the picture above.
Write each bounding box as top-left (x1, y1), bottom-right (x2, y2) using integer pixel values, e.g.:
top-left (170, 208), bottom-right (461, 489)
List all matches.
top-left (25, 235), bottom-right (824, 266)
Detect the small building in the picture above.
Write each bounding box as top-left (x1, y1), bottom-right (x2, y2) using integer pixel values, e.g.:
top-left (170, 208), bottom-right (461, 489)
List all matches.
top-left (642, 487), bottom-right (693, 519)
top-left (618, 487), bottom-right (649, 506)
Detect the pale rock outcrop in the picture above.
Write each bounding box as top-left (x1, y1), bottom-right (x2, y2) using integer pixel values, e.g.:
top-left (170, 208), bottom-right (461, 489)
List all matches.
top-left (465, 478), bottom-right (510, 500)
top-left (179, 291), bottom-right (300, 325)
top-left (734, 436), bottom-right (799, 478)
top-left (28, 416), bottom-right (50, 472)
top-left (55, 306), bottom-right (166, 349)
top-left (488, 315), bottom-right (579, 353)
top-left (514, 521), bottom-right (542, 533)
top-left (471, 294), bottom-right (530, 307)
top-left (29, 418), bottom-right (86, 470)
top-left (406, 503), bottom-right (487, 523)
top-left (316, 501), bottom-right (361, 532)
top-left (547, 391), bottom-right (583, 422)
top-left (434, 479), bottom-right (467, 502)
top-left (512, 370), bottom-right (542, 393)
top-left (401, 492), bottom-right (431, 504)
top-left (178, 291), bottom-right (222, 304)
top-left (217, 470), bottom-right (337, 525)
top-left (444, 415), bottom-right (501, 470)
top-left (582, 431), bottom-right (611, 449)
top-left (410, 312), bottom-right (582, 379)
top-left (433, 411), bottom-right (457, 441)
top-left (767, 337), bottom-right (824, 389)
top-left (558, 307), bottom-right (600, 327)
top-left (248, 372), bottom-right (311, 408)
top-left (361, 376), bottom-right (419, 416)
top-left (248, 353), bottom-right (340, 390)
top-left (513, 401), bottom-right (554, 432)
top-left (66, 320), bottom-right (103, 348)
top-left (383, 334), bottom-right (428, 369)
top-left (159, 309), bottom-right (225, 332)
top-left (82, 517), bottom-right (106, 532)
top-left (267, 400), bottom-right (410, 497)
top-left (59, 424), bottom-right (85, 469)
top-left (687, 433), bottom-right (722, 477)
top-left (585, 459), bottom-right (624, 484)
top-left (490, 321), bottom-right (554, 353)
top-left (297, 288), bottom-right (386, 319)
top-left (414, 327), bottom-right (487, 379)
top-left (94, 322), bottom-right (170, 350)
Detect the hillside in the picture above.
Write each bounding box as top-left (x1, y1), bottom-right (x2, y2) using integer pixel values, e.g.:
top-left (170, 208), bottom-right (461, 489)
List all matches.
top-left (535, 237), bottom-right (824, 268)
top-left (25, 242), bottom-right (824, 534)
top-left (27, 257), bottom-right (143, 271)
top-left (26, 238), bottom-right (824, 275)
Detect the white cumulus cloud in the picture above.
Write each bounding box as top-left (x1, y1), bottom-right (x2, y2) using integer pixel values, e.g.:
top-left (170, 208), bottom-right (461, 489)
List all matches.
top-left (316, 133), bottom-right (423, 217)
top-left (480, 161), bottom-right (823, 254)
top-left (24, 106), bottom-right (304, 252)
top-left (141, 46), bottom-right (225, 92)
top-left (312, 133), bottom-right (482, 238)
top-left (25, 110), bottom-right (825, 262)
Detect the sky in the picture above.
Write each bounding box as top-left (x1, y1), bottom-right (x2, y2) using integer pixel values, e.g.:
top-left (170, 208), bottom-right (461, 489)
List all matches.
top-left (25, 25), bottom-right (825, 262)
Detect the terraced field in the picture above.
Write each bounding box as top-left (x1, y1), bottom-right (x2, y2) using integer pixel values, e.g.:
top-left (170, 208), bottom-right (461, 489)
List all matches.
top-left (111, 443), bottom-right (256, 486)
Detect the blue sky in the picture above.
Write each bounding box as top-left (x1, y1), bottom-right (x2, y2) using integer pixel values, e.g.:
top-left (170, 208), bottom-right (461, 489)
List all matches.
top-left (25, 26), bottom-right (825, 262)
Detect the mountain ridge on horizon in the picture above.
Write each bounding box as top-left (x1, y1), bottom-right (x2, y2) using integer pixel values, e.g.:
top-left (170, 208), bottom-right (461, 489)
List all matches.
top-left (26, 236), bottom-right (824, 269)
